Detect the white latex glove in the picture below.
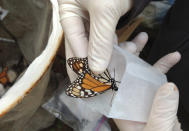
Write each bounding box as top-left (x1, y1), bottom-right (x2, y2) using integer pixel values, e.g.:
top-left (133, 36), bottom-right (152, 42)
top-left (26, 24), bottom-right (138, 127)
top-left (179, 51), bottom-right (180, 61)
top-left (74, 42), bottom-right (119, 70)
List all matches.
top-left (114, 32), bottom-right (182, 131)
top-left (58, 0), bottom-right (132, 75)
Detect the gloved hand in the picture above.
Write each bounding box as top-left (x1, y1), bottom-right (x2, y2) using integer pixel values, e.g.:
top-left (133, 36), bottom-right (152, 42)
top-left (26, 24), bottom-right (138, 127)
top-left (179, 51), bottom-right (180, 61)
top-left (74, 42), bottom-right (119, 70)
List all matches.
top-left (58, 1), bottom-right (182, 130)
top-left (58, 0), bottom-right (132, 75)
top-left (114, 32), bottom-right (182, 131)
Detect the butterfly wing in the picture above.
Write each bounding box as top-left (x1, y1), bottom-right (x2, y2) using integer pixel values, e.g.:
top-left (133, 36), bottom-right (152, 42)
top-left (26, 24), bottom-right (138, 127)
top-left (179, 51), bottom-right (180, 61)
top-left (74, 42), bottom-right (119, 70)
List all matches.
top-left (67, 57), bottom-right (88, 75)
top-left (66, 57), bottom-right (118, 98)
top-left (66, 72), bottom-right (112, 98)
top-left (66, 75), bottom-right (98, 98)
top-left (97, 70), bottom-right (112, 84)
top-left (82, 73), bottom-right (112, 92)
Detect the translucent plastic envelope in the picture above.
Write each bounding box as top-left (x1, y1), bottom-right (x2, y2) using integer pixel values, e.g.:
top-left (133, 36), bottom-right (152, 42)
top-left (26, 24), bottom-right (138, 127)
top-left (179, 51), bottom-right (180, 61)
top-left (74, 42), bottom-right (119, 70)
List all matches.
top-left (80, 45), bottom-right (167, 122)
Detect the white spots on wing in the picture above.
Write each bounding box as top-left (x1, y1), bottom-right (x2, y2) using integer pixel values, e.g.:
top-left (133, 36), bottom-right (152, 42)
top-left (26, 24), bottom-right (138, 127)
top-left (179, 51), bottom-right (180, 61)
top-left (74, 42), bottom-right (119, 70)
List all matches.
top-left (85, 89), bottom-right (90, 92)
top-left (79, 69), bottom-right (83, 73)
top-left (99, 78), bottom-right (108, 83)
top-left (88, 92), bottom-right (92, 95)
top-left (80, 91), bottom-right (84, 96)
top-left (101, 73), bottom-right (109, 80)
top-left (79, 63), bottom-right (83, 67)
top-left (85, 89), bottom-right (92, 95)
top-left (105, 82), bottom-right (111, 85)
top-left (90, 94), bottom-right (95, 97)
top-left (81, 91), bottom-right (84, 95)
top-left (77, 86), bottom-right (81, 89)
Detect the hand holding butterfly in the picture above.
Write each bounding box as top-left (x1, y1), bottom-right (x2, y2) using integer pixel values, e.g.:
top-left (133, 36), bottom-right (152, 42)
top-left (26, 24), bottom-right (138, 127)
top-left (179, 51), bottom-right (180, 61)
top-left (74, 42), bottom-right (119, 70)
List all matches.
top-left (114, 32), bottom-right (182, 131)
top-left (58, 0), bottom-right (132, 75)
top-left (57, 0), bottom-right (181, 129)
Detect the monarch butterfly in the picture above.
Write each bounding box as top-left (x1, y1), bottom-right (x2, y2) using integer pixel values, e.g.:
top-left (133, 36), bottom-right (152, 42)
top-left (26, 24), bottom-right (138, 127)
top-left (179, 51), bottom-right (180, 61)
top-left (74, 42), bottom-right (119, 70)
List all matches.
top-left (66, 57), bottom-right (119, 98)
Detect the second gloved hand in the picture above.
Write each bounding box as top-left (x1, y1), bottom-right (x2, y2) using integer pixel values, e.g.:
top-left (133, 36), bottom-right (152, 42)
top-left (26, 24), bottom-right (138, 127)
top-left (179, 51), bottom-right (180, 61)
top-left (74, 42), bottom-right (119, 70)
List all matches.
top-left (114, 32), bottom-right (182, 131)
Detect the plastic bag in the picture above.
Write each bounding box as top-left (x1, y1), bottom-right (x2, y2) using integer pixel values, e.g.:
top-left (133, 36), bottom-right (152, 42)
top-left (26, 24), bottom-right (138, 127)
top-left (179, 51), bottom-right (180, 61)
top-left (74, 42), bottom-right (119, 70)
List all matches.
top-left (43, 76), bottom-right (111, 131)
top-left (44, 45), bottom-right (167, 129)
top-left (80, 45), bottom-right (167, 122)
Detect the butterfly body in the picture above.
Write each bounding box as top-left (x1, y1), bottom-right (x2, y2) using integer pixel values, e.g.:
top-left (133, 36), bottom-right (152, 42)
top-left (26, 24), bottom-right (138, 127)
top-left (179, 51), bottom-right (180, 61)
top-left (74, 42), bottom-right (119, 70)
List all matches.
top-left (66, 57), bottom-right (119, 98)
top-left (109, 78), bottom-right (118, 91)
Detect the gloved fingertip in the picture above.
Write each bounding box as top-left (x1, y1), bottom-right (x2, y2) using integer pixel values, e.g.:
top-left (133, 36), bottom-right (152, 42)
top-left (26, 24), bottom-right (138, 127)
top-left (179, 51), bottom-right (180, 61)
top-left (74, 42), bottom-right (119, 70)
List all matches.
top-left (88, 58), bottom-right (107, 75)
top-left (133, 32), bottom-right (148, 44)
top-left (153, 83), bottom-right (179, 114)
top-left (167, 82), bottom-right (178, 91)
top-left (89, 65), bottom-right (106, 75)
top-left (153, 51), bottom-right (181, 74)
top-left (145, 82), bottom-right (179, 131)
top-left (138, 32), bottom-right (148, 39)
top-left (163, 51), bottom-right (181, 70)
top-left (158, 83), bottom-right (178, 97)
top-left (171, 51), bottom-right (181, 63)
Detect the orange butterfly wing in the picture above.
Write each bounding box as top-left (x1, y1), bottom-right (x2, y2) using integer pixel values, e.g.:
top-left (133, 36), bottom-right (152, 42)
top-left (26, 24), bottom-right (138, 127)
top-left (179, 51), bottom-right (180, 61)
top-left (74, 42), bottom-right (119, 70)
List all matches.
top-left (66, 57), bottom-right (115, 98)
top-left (66, 72), bottom-right (111, 98)
top-left (67, 57), bottom-right (88, 75)
top-left (82, 73), bottom-right (111, 92)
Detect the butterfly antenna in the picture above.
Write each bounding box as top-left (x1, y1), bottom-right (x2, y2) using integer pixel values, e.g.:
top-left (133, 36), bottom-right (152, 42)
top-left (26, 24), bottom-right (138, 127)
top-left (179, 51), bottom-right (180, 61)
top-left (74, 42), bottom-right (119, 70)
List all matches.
top-left (114, 68), bottom-right (121, 83)
top-left (110, 91), bottom-right (116, 107)
top-left (114, 68), bottom-right (115, 79)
